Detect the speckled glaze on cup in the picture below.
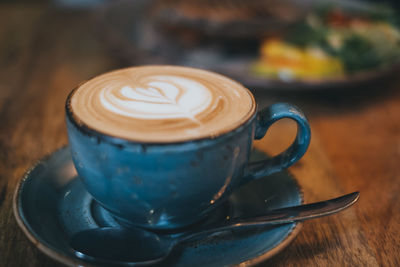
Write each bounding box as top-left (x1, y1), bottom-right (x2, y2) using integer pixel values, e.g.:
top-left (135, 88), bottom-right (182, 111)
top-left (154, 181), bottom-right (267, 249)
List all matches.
top-left (65, 69), bottom-right (311, 230)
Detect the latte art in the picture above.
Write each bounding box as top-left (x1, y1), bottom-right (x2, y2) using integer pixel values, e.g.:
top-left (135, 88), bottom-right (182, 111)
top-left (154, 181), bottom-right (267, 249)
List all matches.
top-left (99, 76), bottom-right (212, 121)
top-left (69, 66), bottom-right (255, 142)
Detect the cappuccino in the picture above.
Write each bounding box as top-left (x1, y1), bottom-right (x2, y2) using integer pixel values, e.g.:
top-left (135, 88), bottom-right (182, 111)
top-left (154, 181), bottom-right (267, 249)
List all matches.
top-left (66, 65), bottom-right (311, 229)
top-left (69, 66), bottom-right (255, 142)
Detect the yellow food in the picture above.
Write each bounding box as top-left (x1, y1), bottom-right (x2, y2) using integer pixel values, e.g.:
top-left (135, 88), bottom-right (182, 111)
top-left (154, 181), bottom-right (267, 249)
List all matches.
top-left (252, 39), bottom-right (344, 80)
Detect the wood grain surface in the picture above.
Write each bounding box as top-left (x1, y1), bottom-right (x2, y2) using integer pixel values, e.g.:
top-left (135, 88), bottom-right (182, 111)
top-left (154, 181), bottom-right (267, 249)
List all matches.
top-left (1, 4), bottom-right (399, 267)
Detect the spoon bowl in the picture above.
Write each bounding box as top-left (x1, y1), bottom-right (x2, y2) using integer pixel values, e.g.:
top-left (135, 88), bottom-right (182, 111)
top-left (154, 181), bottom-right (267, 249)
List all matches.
top-left (72, 227), bottom-right (173, 265)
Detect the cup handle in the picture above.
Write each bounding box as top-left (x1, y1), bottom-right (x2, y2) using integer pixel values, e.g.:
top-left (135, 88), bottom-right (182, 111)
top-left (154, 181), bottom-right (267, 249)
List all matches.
top-left (241, 103), bottom-right (311, 185)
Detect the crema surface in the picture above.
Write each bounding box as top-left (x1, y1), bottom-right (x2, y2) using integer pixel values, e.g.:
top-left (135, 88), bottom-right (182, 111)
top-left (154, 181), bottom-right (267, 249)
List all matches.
top-left (69, 66), bottom-right (255, 142)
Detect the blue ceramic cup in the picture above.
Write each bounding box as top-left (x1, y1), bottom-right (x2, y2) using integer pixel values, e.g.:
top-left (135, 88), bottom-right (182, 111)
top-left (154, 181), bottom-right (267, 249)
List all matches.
top-left (66, 79), bottom-right (310, 230)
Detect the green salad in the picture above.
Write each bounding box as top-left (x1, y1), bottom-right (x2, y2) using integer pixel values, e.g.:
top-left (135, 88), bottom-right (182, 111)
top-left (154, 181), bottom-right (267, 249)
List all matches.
top-left (253, 3), bottom-right (400, 80)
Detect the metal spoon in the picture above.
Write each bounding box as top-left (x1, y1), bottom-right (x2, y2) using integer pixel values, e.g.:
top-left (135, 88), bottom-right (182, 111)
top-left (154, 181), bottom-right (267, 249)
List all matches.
top-left (70, 192), bottom-right (359, 266)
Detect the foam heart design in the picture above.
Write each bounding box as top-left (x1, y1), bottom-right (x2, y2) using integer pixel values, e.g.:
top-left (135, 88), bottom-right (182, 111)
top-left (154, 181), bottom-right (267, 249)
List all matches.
top-left (100, 75), bottom-right (212, 120)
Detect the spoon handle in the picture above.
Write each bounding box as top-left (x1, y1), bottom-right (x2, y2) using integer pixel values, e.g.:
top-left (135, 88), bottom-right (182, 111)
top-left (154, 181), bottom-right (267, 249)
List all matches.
top-left (179, 192), bottom-right (359, 242)
top-left (236, 191), bottom-right (359, 225)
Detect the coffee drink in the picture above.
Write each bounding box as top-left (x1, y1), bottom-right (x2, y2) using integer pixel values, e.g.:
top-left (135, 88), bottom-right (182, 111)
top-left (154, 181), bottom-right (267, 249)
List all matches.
top-left (69, 65), bottom-right (255, 142)
top-left (66, 65), bottom-right (311, 229)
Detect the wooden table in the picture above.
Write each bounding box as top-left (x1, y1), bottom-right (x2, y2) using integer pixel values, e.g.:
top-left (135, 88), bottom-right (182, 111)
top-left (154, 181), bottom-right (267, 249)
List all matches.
top-left (1, 4), bottom-right (399, 267)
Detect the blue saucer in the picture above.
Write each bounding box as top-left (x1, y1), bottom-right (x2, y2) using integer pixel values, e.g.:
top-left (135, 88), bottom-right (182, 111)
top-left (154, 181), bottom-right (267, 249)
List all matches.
top-left (13, 147), bottom-right (303, 266)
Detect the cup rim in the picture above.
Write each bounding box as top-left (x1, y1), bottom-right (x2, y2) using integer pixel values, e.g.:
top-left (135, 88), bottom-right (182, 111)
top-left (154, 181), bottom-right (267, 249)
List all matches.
top-left (65, 67), bottom-right (258, 147)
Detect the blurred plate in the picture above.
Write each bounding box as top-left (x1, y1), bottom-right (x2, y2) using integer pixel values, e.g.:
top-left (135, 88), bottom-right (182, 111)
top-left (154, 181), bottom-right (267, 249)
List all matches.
top-left (149, 0), bottom-right (311, 40)
top-left (96, 0), bottom-right (400, 90)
